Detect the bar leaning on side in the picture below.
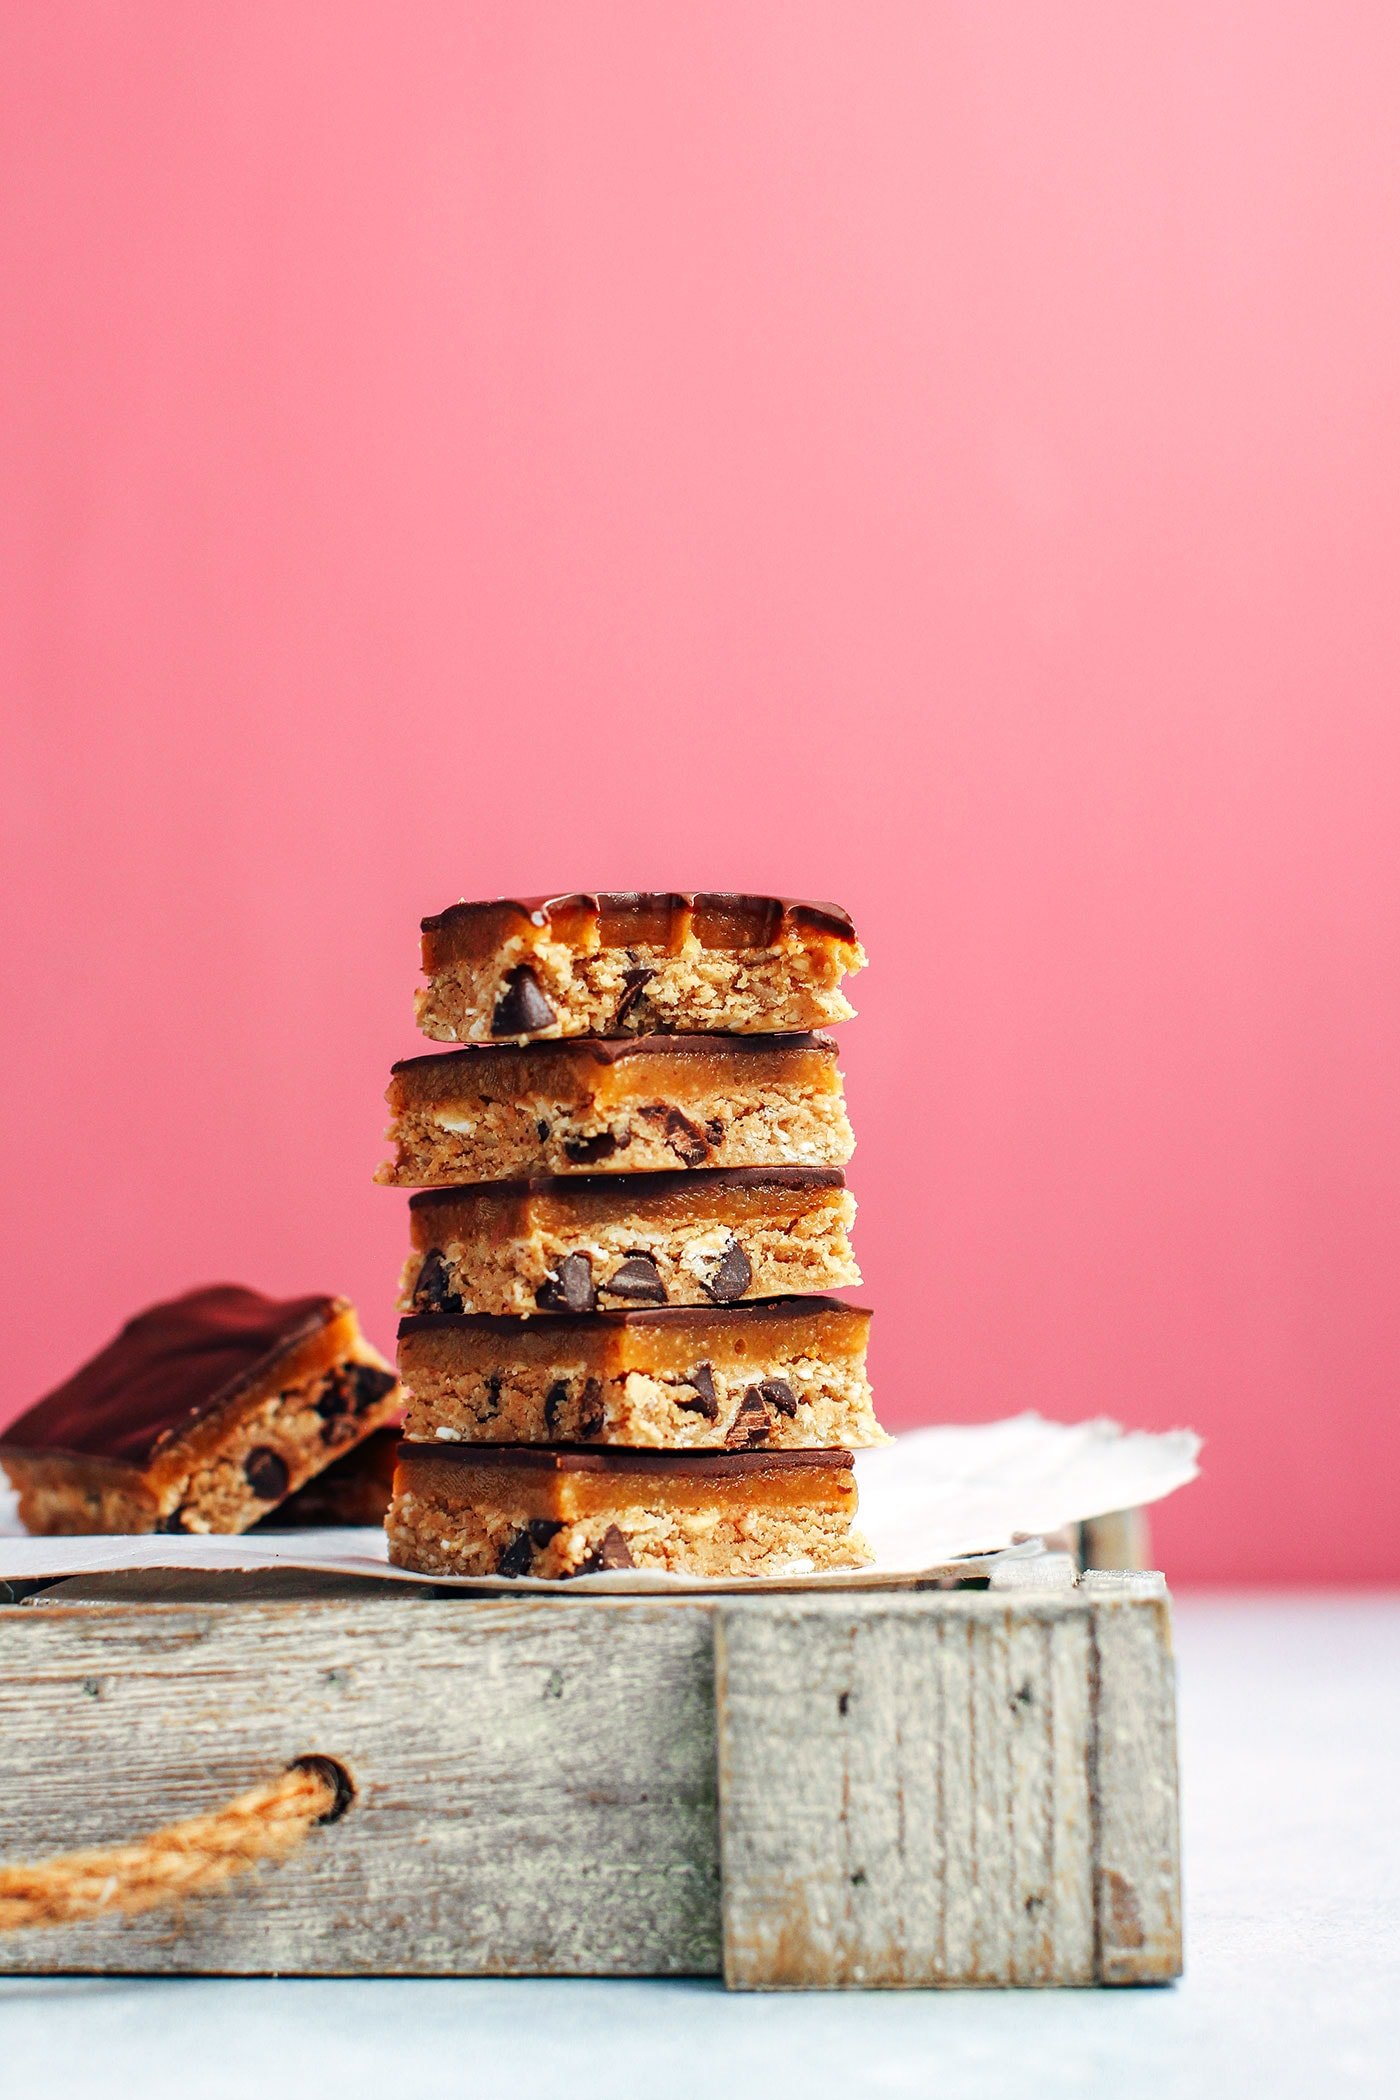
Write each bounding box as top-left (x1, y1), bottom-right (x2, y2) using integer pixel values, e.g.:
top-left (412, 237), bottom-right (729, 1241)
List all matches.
top-left (0, 1287), bottom-right (400, 1536)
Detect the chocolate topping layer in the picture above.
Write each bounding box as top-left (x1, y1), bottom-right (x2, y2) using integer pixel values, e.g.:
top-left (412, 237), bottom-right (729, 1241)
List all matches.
top-left (421, 892), bottom-right (857, 947)
top-left (398, 1295), bottom-right (867, 1339)
top-left (1, 1286), bottom-right (342, 1468)
top-left (390, 1031), bottom-right (834, 1080)
top-left (396, 1439), bottom-right (854, 1477)
top-left (407, 1164), bottom-right (846, 1211)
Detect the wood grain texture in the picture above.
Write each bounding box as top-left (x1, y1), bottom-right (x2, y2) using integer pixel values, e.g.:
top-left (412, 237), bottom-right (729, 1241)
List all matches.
top-left (0, 1587), bottom-right (720, 1975)
top-left (0, 1574), bottom-right (1179, 1985)
top-left (1089, 1589), bottom-right (1182, 1982)
top-left (717, 1587), bottom-right (1180, 1989)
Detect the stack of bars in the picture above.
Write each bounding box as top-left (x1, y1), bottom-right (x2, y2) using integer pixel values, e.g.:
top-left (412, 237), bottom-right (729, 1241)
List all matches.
top-left (377, 892), bottom-right (888, 1579)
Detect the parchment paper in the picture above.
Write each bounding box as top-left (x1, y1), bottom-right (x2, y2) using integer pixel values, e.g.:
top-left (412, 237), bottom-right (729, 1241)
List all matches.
top-left (0, 1413), bottom-right (1199, 1593)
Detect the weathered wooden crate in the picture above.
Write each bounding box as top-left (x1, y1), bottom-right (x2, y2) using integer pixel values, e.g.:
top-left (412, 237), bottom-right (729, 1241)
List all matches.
top-left (0, 1562), bottom-right (1180, 1987)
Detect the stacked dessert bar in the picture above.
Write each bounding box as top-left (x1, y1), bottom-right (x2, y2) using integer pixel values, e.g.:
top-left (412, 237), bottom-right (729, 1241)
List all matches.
top-left (379, 892), bottom-right (886, 1579)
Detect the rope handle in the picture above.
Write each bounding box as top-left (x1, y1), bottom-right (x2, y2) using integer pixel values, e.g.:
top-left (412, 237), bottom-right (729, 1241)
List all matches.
top-left (0, 1755), bottom-right (353, 1933)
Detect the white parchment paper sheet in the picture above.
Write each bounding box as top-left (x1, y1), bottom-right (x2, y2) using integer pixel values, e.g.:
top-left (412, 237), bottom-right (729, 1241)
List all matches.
top-left (0, 1413), bottom-right (1199, 1593)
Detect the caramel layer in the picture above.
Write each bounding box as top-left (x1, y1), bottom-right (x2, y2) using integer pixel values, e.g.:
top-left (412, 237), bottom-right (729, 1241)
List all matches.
top-left (394, 1440), bottom-right (857, 1520)
top-left (388, 1033), bottom-right (842, 1112)
top-left (398, 1299), bottom-right (871, 1378)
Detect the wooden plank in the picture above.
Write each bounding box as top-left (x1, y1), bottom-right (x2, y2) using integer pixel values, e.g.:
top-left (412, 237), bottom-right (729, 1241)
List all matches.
top-left (21, 1569), bottom-right (436, 1606)
top-left (1088, 1585), bottom-right (1182, 1982)
top-left (715, 1592), bottom-right (1099, 1988)
top-left (0, 1576), bottom-right (1180, 1984)
top-left (0, 1589), bottom-right (721, 1976)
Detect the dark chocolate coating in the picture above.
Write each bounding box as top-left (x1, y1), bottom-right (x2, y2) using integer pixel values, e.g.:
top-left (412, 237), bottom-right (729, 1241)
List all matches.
top-left (397, 1439), bottom-right (854, 1477)
top-left (398, 1295), bottom-right (867, 1339)
top-left (0, 1286), bottom-right (340, 1468)
top-left (421, 892), bottom-right (857, 945)
top-left (390, 1031), bottom-right (835, 1079)
top-left (407, 1164), bottom-right (846, 1211)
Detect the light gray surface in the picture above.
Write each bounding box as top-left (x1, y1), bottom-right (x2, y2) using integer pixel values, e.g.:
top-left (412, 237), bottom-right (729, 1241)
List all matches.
top-left (2, 1594), bottom-right (1397, 2099)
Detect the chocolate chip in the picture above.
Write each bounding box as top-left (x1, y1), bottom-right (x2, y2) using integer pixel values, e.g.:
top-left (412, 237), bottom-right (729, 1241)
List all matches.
top-left (536, 1118), bottom-right (551, 1140)
top-left (543, 1379), bottom-right (568, 1434)
top-left (491, 964), bottom-right (556, 1036)
top-left (412, 1248), bottom-right (463, 1315)
top-left (725, 1388), bottom-right (773, 1448)
top-left (757, 1377), bottom-right (798, 1417)
top-left (535, 1251), bottom-right (596, 1313)
top-left (529, 1518), bottom-right (564, 1548)
top-left (314, 1375), bottom-right (350, 1420)
top-left (480, 1373), bottom-right (502, 1420)
top-left (614, 966), bottom-right (654, 1027)
top-left (563, 1130), bottom-right (619, 1165)
top-left (702, 1236), bottom-right (752, 1303)
top-left (705, 1118), bottom-right (725, 1145)
top-left (157, 1508), bottom-right (188, 1534)
top-left (578, 1377), bottom-right (606, 1439)
top-left (244, 1447), bottom-right (290, 1500)
top-left (664, 1108), bottom-right (711, 1166)
top-left (315, 1369), bottom-right (358, 1444)
top-left (350, 1363), bottom-right (398, 1414)
top-left (497, 1528), bottom-right (535, 1578)
top-left (676, 1361), bottom-right (720, 1419)
top-left (578, 1523), bottom-right (634, 1574)
top-left (603, 1253), bottom-right (668, 1304)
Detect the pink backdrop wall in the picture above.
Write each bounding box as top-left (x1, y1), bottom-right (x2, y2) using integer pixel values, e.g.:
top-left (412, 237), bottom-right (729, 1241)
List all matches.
top-left (3, 4), bottom-right (1398, 1581)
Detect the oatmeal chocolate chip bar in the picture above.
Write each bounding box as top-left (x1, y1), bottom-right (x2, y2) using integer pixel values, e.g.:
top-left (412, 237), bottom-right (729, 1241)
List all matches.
top-left (0, 1286), bottom-right (400, 1536)
top-left (386, 1441), bottom-right (870, 1579)
top-left (377, 1032), bottom-right (853, 1188)
top-left (400, 1165), bottom-right (860, 1317)
top-left (397, 1297), bottom-right (881, 1451)
top-left (416, 891), bottom-right (865, 1044)
top-left (257, 1425), bottom-right (400, 1527)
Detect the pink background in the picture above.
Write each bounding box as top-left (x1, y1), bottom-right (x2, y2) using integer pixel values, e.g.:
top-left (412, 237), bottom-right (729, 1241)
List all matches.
top-left (3, 4), bottom-right (1398, 1581)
